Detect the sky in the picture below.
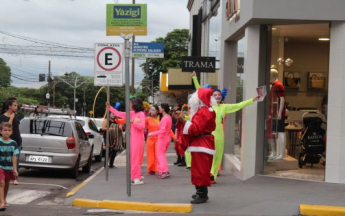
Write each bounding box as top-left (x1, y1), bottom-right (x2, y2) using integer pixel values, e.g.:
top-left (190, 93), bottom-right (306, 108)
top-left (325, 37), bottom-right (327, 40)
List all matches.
top-left (0, 0), bottom-right (190, 88)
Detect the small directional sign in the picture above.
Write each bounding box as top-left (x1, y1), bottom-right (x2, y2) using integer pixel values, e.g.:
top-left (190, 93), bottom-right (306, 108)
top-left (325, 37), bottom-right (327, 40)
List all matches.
top-left (94, 43), bottom-right (123, 86)
top-left (132, 42), bottom-right (164, 58)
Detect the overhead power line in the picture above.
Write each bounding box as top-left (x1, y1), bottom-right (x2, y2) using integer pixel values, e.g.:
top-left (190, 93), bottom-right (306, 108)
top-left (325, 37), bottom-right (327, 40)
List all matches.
top-left (0, 31), bottom-right (94, 58)
top-left (0, 44), bottom-right (94, 58)
top-left (0, 31), bottom-right (93, 50)
top-left (11, 74), bottom-right (40, 82)
top-left (11, 73), bottom-right (37, 80)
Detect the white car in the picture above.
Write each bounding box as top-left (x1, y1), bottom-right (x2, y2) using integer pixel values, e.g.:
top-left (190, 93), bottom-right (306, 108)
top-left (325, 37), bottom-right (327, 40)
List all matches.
top-left (93, 118), bottom-right (104, 131)
top-left (75, 117), bottom-right (104, 162)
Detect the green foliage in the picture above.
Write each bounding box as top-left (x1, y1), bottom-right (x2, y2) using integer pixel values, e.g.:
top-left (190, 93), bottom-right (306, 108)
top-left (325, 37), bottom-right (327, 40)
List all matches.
top-left (135, 91), bottom-right (149, 102)
top-left (0, 86), bottom-right (44, 113)
top-left (0, 72), bottom-right (126, 117)
top-left (53, 72), bottom-right (126, 117)
top-left (140, 29), bottom-right (189, 101)
top-left (0, 58), bottom-right (11, 87)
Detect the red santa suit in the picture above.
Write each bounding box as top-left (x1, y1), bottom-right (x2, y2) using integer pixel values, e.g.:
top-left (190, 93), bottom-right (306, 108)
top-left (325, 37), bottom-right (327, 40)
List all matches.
top-left (182, 88), bottom-right (216, 187)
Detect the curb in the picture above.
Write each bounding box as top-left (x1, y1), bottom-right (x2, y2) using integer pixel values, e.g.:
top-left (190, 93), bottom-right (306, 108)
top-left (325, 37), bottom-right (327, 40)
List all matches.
top-left (300, 204), bottom-right (345, 216)
top-left (72, 198), bottom-right (193, 213)
top-left (66, 167), bottom-right (104, 198)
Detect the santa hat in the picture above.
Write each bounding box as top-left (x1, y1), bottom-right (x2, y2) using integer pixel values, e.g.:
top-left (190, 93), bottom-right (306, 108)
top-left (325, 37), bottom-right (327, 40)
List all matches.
top-left (197, 88), bottom-right (213, 108)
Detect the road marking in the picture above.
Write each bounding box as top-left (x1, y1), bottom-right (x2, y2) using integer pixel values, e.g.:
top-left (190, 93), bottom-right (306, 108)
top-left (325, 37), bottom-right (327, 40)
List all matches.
top-left (73, 199), bottom-right (193, 213)
top-left (66, 166), bottom-right (104, 198)
top-left (7, 189), bottom-right (51, 205)
top-left (18, 182), bottom-right (68, 189)
top-left (38, 197), bottom-right (65, 205)
top-left (86, 209), bottom-right (154, 214)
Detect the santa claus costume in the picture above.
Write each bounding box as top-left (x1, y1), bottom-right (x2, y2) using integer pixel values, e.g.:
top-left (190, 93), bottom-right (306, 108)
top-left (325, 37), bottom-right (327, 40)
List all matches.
top-left (179, 88), bottom-right (216, 204)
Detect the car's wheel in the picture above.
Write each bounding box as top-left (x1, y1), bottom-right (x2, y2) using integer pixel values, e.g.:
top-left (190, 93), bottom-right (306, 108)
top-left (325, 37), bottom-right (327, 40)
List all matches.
top-left (82, 152), bottom-right (92, 173)
top-left (95, 145), bottom-right (103, 162)
top-left (70, 157), bottom-right (80, 178)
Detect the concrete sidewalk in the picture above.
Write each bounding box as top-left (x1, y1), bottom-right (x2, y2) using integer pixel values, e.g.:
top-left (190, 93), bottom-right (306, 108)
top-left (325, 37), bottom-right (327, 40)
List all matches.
top-left (66, 151), bottom-right (345, 215)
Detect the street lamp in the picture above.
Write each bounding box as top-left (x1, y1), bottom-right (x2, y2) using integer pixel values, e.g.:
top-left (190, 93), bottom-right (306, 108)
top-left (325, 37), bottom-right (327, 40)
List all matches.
top-left (151, 71), bottom-right (158, 104)
top-left (46, 93), bottom-right (50, 107)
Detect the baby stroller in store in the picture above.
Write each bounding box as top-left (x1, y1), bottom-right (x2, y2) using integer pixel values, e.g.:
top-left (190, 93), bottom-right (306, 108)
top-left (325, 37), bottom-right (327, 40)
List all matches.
top-left (298, 111), bottom-right (327, 168)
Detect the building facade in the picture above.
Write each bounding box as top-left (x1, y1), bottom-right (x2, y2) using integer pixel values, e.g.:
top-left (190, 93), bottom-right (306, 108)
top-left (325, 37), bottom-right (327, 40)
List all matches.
top-left (187, 0), bottom-right (345, 184)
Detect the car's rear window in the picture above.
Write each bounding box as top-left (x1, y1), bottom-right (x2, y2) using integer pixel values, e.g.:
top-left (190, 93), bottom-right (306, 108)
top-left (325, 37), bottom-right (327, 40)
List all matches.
top-left (20, 119), bottom-right (73, 137)
top-left (75, 119), bottom-right (86, 126)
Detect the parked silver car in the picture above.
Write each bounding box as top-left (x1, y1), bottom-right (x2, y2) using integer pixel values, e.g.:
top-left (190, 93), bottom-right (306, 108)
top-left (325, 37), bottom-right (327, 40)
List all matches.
top-left (19, 117), bottom-right (93, 178)
top-left (75, 117), bottom-right (104, 162)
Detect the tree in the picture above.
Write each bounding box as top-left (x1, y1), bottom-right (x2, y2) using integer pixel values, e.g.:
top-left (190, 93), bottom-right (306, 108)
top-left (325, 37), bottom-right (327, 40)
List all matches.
top-left (0, 58), bottom-right (11, 87)
top-left (0, 71), bottom-right (126, 117)
top-left (140, 29), bottom-right (189, 100)
top-left (52, 72), bottom-right (126, 117)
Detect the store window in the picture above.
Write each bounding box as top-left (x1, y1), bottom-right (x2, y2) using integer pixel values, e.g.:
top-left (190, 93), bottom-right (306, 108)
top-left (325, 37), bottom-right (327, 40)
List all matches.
top-left (234, 35), bottom-right (246, 160)
top-left (264, 23), bottom-right (329, 182)
top-left (208, 8), bottom-right (221, 65)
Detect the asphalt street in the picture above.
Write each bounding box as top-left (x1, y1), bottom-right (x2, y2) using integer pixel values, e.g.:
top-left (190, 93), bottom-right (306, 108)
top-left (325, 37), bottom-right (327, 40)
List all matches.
top-left (3, 157), bottom-right (104, 216)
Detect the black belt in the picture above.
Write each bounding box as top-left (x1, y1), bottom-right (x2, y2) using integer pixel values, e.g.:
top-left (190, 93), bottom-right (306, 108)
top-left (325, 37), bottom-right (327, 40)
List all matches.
top-left (195, 132), bottom-right (212, 138)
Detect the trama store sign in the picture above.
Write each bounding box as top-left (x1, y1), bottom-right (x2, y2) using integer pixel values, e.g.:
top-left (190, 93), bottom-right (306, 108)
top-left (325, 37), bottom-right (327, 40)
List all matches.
top-left (181, 57), bottom-right (216, 73)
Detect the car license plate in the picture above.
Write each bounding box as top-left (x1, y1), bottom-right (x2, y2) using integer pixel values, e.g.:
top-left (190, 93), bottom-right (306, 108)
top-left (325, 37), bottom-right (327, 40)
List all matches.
top-left (27, 155), bottom-right (51, 163)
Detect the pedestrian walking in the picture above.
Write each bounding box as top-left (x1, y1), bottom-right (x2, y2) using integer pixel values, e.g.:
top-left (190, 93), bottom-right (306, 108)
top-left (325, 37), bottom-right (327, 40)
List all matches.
top-left (148, 103), bottom-right (173, 179)
top-left (0, 122), bottom-right (19, 211)
top-left (0, 98), bottom-right (21, 185)
top-left (102, 112), bottom-right (124, 168)
top-left (146, 105), bottom-right (176, 175)
top-left (108, 98), bottom-right (146, 185)
top-left (174, 106), bottom-right (189, 167)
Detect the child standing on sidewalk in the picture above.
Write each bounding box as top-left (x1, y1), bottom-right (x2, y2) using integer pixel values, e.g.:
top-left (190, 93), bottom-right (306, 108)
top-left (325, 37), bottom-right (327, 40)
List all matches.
top-left (0, 122), bottom-right (19, 211)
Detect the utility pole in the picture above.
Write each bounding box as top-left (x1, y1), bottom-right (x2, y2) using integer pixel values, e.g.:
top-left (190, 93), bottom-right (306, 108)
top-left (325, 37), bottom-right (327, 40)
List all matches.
top-left (83, 88), bottom-right (86, 116)
top-left (74, 76), bottom-right (78, 111)
top-left (131, 0), bottom-right (136, 94)
top-left (52, 78), bottom-right (61, 107)
top-left (57, 75), bottom-right (92, 114)
top-left (47, 60), bottom-right (51, 107)
top-left (151, 71), bottom-right (157, 104)
top-left (53, 79), bottom-right (56, 107)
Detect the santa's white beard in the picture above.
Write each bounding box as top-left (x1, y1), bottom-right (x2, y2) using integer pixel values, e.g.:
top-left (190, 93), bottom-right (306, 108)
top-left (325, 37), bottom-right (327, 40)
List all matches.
top-left (211, 96), bottom-right (218, 107)
top-left (188, 90), bottom-right (218, 119)
top-left (188, 91), bottom-right (202, 119)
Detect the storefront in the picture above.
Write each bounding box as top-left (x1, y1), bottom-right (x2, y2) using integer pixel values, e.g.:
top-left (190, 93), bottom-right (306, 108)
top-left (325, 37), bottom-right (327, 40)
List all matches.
top-left (187, 0), bottom-right (345, 184)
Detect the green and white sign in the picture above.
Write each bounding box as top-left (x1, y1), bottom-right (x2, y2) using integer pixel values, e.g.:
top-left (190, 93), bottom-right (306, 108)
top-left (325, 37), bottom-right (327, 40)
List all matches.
top-left (106, 4), bottom-right (147, 36)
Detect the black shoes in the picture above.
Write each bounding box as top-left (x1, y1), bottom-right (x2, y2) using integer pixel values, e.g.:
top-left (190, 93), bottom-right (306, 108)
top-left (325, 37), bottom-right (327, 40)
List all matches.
top-left (177, 157), bottom-right (186, 166)
top-left (173, 156), bottom-right (182, 165)
top-left (177, 162), bottom-right (186, 167)
top-left (191, 195), bottom-right (209, 204)
top-left (191, 186), bottom-right (209, 204)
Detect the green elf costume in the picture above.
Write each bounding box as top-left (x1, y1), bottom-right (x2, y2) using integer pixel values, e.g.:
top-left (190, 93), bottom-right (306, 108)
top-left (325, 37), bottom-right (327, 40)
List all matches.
top-left (192, 75), bottom-right (258, 183)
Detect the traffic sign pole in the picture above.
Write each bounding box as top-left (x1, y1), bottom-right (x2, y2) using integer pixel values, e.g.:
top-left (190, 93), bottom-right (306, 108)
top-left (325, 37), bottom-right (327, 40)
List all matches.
top-left (105, 86), bottom-right (110, 181)
top-left (121, 33), bottom-right (133, 197)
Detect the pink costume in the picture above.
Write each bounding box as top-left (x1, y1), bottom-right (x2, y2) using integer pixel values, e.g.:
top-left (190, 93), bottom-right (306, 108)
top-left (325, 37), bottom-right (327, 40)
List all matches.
top-left (108, 106), bottom-right (145, 181)
top-left (150, 115), bottom-right (172, 175)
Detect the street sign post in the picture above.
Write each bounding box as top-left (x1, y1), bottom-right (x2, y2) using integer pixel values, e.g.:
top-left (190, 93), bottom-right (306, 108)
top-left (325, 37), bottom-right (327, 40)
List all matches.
top-left (120, 33), bottom-right (133, 197)
top-left (94, 43), bottom-right (124, 86)
top-left (132, 42), bottom-right (164, 58)
top-left (94, 43), bottom-right (123, 182)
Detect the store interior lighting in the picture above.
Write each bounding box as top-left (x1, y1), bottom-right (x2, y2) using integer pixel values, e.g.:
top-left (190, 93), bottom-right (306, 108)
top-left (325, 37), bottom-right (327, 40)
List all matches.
top-left (318, 38), bottom-right (330, 41)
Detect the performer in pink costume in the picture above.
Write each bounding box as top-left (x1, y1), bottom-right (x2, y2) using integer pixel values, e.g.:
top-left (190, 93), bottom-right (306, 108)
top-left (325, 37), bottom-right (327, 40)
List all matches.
top-left (148, 103), bottom-right (172, 179)
top-left (108, 98), bottom-right (146, 185)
